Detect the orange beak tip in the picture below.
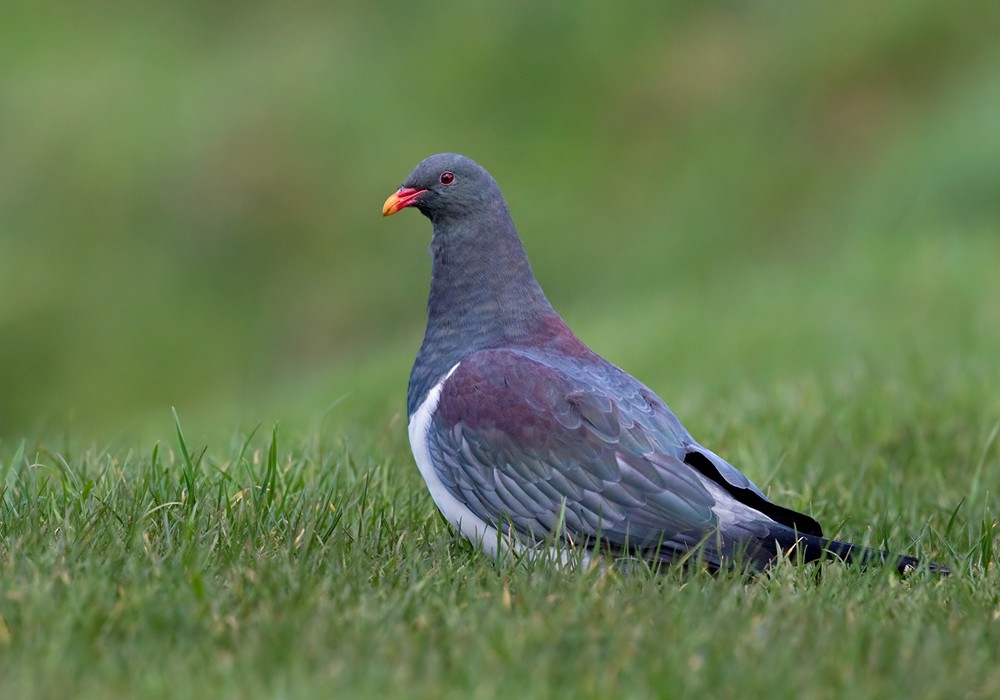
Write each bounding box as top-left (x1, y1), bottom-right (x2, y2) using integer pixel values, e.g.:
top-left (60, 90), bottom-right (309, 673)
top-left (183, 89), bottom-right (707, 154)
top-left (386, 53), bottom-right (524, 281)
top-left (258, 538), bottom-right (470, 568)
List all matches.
top-left (382, 187), bottom-right (427, 217)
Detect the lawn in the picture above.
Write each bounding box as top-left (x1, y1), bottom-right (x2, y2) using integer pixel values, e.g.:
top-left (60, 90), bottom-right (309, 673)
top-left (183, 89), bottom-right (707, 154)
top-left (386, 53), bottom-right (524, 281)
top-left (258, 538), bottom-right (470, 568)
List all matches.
top-left (1, 354), bottom-right (998, 699)
top-left (2, 2), bottom-right (1000, 698)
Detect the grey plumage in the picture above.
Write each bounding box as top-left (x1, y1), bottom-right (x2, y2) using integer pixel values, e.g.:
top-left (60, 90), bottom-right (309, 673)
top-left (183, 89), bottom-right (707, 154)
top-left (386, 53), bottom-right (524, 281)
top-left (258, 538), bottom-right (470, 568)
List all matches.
top-left (384, 153), bottom-right (947, 575)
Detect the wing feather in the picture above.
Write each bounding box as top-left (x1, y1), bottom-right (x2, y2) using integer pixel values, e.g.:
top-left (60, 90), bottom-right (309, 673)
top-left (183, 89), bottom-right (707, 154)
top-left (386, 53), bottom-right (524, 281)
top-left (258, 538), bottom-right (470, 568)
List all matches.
top-left (428, 350), bottom-right (717, 549)
top-left (424, 347), bottom-right (809, 564)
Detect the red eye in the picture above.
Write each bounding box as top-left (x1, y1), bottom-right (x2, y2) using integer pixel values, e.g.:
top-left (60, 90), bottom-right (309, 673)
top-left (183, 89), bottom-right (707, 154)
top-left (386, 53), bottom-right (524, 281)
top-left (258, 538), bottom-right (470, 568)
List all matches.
top-left (439, 171), bottom-right (455, 185)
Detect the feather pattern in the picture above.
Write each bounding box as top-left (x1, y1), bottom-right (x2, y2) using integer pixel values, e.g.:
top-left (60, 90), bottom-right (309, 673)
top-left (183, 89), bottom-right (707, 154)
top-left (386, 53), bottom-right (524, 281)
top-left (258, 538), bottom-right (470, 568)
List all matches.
top-left (418, 347), bottom-right (810, 568)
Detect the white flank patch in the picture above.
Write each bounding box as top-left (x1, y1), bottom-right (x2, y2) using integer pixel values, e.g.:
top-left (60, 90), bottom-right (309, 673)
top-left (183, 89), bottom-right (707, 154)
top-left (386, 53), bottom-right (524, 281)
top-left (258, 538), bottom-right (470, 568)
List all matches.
top-left (409, 362), bottom-right (591, 567)
top-left (409, 362), bottom-right (503, 558)
top-left (409, 361), bottom-right (591, 567)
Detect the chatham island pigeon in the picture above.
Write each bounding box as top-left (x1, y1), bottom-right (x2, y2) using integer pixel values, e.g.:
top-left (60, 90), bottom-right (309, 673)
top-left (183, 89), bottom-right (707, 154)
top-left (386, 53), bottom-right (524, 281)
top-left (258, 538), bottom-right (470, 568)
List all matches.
top-left (383, 153), bottom-right (947, 575)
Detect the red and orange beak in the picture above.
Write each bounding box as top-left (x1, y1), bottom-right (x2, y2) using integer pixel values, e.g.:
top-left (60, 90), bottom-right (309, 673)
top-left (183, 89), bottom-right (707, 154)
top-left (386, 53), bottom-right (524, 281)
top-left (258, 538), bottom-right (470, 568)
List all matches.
top-left (382, 187), bottom-right (427, 216)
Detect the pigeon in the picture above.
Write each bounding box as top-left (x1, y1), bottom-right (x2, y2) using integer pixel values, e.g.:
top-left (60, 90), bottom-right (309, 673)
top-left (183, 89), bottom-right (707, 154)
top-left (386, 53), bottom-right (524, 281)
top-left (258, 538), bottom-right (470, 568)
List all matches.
top-left (383, 153), bottom-right (947, 575)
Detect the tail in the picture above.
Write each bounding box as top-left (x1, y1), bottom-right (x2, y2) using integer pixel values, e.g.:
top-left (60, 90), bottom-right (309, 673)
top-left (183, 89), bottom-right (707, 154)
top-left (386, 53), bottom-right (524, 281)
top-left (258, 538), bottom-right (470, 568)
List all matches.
top-left (786, 532), bottom-right (950, 575)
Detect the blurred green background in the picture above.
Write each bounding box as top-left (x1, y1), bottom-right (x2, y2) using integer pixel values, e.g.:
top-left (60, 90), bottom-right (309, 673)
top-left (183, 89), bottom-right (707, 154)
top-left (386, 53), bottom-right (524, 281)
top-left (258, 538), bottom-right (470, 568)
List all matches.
top-left (2, 1), bottom-right (999, 440)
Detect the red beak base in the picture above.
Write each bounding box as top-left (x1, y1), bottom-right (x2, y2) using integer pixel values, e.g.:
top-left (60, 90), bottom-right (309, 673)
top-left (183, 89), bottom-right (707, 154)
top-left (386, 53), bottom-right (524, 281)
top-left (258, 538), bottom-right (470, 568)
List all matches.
top-left (382, 187), bottom-right (427, 216)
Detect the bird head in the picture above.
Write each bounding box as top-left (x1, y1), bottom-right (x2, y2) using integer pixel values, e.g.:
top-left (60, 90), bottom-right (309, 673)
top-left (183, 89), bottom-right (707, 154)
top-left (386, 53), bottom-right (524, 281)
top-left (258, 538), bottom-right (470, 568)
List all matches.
top-left (382, 153), bottom-right (502, 222)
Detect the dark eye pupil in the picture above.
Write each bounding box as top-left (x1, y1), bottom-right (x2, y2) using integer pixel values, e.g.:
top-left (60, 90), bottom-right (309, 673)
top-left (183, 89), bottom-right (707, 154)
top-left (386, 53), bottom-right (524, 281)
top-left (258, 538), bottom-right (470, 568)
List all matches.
top-left (440, 171), bottom-right (454, 185)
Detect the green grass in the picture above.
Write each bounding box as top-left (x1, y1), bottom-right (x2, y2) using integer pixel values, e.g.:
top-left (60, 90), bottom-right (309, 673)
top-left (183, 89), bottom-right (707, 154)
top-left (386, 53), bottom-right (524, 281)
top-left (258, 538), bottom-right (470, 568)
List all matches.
top-left (2, 355), bottom-right (998, 699)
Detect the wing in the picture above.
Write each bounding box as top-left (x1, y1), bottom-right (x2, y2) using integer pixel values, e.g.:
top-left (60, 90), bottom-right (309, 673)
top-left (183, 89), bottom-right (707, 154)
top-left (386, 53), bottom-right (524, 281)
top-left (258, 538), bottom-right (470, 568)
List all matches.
top-left (682, 446), bottom-right (823, 537)
top-left (424, 348), bottom-right (791, 564)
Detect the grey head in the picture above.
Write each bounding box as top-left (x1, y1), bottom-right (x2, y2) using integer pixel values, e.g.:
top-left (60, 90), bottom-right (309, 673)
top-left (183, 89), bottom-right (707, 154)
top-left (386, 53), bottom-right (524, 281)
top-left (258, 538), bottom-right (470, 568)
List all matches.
top-left (383, 153), bottom-right (508, 227)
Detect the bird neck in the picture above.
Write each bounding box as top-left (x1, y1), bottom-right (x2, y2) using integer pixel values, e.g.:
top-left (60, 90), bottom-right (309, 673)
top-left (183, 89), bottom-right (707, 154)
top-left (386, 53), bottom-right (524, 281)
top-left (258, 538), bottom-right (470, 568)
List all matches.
top-left (407, 203), bottom-right (570, 415)
top-left (427, 206), bottom-right (554, 336)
